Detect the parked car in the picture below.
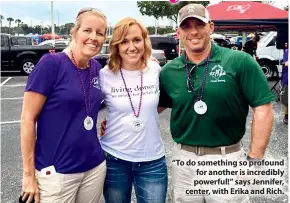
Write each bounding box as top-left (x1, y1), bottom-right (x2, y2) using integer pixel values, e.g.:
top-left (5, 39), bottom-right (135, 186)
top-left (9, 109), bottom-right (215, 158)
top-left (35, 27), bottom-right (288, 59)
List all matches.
top-left (211, 34), bottom-right (239, 50)
top-left (93, 44), bottom-right (167, 68)
top-left (1, 33), bottom-right (64, 75)
top-left (4, 34), bottom-right (34, 46)
top-left (256, 31), bottom-right (283, 78)
top-left (150, 35), bottom-right (178, 60)
top-left (38, 39), bottom-right (70, 48)
top-left (151, 49), bottom-right (167, 66)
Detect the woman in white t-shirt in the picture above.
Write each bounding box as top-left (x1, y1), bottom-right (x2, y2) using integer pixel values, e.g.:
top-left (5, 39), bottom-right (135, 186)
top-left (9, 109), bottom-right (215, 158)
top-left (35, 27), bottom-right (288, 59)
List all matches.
top-left (99, 17), bottom-right (167, 203)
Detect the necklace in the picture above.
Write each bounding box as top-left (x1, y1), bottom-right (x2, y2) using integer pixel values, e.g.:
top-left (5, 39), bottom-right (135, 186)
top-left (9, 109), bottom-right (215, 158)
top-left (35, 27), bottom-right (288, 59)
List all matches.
top-left (70, 50), bottom-right (93, 130)
top-left (120, 68), bottom-right (144, 133)
top-left (185, 52), bottom-right (211, 115)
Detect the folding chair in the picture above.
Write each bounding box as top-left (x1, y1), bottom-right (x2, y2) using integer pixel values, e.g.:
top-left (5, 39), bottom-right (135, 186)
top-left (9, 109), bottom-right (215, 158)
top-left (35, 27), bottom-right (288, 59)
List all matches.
top-left (268, 76), bottom-right (282, 102)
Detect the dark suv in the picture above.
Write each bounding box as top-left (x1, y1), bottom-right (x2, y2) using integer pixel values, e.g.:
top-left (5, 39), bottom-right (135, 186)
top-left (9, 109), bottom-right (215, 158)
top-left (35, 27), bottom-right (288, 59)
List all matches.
top-left (150, 35), bottom-right (178, 60)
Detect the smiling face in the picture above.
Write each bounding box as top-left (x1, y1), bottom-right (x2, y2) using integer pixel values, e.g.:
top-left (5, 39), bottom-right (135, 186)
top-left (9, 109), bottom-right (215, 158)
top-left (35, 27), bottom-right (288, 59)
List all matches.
top-left (72, 13), bottom-right (107, 58)
top-left (118, 24), bottom-right (145, 68)
top-left (177, 17), bottom-right (214, 54)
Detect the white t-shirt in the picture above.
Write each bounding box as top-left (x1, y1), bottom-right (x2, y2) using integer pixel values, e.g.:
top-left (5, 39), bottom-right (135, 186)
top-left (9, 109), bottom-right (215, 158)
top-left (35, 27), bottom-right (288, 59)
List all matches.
top-left (99, 60), bottom-right (165, 162)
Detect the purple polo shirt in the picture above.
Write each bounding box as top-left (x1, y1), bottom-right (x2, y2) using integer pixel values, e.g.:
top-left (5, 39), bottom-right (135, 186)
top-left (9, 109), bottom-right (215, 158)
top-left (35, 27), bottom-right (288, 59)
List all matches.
top-left (25, 52), bottom-right (104, 173)
top-left (282, 49), bottom-right (288, 85)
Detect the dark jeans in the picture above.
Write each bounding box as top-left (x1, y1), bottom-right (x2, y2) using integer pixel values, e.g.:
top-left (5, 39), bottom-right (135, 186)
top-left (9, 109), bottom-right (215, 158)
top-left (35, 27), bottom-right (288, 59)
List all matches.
top-left (103, 152), bottom-right (168, 203)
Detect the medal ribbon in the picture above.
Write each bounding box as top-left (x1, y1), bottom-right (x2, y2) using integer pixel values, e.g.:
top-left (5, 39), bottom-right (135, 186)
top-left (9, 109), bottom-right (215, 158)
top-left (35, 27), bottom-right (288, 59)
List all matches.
top-left (185, 52), bottom-right (211, 101)
top-left (120, 69), bottom-right (143, 118)
top-left (70, 50), bottom-right (92, 117)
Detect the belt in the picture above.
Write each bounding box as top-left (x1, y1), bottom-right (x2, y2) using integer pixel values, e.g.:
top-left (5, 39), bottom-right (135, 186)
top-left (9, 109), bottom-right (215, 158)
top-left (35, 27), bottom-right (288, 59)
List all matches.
top-left (181, 142), bottom-right (241, 156)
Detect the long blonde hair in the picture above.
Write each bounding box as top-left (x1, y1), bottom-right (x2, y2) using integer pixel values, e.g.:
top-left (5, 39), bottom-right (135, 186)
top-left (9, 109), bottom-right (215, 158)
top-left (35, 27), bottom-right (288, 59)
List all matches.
top-left (108, 17), bottom-right (152, 74)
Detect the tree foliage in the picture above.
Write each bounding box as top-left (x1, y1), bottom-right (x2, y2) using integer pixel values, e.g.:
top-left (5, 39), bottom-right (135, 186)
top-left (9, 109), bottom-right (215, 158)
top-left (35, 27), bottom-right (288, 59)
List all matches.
top-left (146, 26), bottom-right (175, 35)
top-left (137, 1), bottom-right (210, 25)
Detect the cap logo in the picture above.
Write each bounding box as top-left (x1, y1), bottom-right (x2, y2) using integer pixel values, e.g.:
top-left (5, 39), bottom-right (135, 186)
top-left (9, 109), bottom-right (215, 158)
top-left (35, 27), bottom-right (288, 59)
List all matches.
top-left (187, 5), bottom-right (195, 13)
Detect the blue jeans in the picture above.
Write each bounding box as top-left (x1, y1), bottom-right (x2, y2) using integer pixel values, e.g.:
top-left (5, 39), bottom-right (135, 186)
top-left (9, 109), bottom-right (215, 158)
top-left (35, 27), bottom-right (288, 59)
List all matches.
top-left (103, 152), bottom-right (168, 203)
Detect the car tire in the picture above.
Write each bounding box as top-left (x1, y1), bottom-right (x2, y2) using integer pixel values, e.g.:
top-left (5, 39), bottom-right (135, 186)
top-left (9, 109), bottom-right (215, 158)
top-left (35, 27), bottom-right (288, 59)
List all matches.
top-left (20, 59), bottom-right (36, 75)
top-left (258, 60), bottom-right (276, 79)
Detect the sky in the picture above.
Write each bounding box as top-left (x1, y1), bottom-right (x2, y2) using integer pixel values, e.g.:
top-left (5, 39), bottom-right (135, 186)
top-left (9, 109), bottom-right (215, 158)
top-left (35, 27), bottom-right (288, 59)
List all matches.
top-left (0, 0), bottom-right (289, 28)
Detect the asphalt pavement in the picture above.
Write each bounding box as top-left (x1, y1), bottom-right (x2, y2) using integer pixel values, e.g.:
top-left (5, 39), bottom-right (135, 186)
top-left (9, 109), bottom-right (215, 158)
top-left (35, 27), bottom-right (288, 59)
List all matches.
top-left (1, 75), bottom-right (288, 203)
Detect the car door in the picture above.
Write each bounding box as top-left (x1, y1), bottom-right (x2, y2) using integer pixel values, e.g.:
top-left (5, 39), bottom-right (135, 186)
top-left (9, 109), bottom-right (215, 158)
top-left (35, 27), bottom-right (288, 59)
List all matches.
top-left (1, 35), bottom-right (11, 70)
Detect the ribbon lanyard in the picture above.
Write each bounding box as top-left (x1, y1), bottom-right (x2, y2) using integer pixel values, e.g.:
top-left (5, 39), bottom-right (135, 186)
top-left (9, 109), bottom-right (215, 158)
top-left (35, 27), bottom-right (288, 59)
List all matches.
top-left (185, 53), bottom-right (210, 101)
top-left (185, 52), bottom-right (211, 115)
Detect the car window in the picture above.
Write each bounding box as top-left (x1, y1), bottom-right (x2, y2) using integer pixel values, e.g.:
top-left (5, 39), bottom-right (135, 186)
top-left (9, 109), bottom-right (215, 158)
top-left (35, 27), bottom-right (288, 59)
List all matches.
top-left (18, 38), bottom-right (28, 45)
top-left (43, 43), bottom-right (53, 46)
top-left (10, 37), bottom-right (32, 46)
top-left (267, 36), bottom-right (276, 47)
top-left (1, 35), bottom-right (8, 47)
top-left (10, 37), bottom-right (17, 46)
top-left (150, 36), bottom-right (177, 44)
top-left (55, 42), bottom-right (67, 46)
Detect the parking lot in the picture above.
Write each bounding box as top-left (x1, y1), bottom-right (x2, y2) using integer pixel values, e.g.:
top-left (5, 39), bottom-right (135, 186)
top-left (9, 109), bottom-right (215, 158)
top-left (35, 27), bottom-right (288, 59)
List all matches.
top-left (1, 75), bottom-right (288, 203)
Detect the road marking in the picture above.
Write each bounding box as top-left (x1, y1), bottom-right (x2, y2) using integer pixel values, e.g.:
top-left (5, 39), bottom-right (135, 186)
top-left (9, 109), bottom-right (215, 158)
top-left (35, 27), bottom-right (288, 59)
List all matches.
top-left (1, 76), bottom-right (27, 79)
top-left (2, 84), bottom-right (26, 87)
top-left (1, 77), bottom-right (12, 86)
top-left (0, 120), bottom-right (21, 125)
top-left (1, 97), bottom-right (23, 100)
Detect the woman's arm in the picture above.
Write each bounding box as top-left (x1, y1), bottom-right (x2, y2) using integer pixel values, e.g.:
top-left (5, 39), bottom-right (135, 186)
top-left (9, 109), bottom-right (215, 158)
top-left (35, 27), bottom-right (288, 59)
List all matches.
top-left (21, 91), bottom-right (47, 203)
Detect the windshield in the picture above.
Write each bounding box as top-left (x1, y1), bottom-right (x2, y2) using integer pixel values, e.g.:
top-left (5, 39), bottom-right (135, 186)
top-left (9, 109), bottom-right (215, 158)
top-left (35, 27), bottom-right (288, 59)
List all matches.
top-left (259, 32), bottom-right (276, 44)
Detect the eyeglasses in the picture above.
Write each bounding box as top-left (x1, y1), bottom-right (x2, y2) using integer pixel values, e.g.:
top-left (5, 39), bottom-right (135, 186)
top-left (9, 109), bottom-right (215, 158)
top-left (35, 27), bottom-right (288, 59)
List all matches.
top-left (186, 64), bottom-right (197, 93)
top-left (77, 7), bottom-right (107, 19)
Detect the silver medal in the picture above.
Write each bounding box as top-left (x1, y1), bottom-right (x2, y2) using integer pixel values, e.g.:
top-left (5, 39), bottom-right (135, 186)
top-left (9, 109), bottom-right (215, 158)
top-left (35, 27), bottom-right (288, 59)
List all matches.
top-left (84, 116), bottom-right (94, 130)
top-left (194, 100), bottom-right (207, 115)
top-left (131, 119), bottom-right (144, 133)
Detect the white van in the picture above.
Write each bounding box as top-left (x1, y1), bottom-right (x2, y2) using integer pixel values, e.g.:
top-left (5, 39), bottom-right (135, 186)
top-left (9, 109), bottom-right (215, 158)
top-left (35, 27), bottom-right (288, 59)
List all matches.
top-left (256, 31), bottom-right (284, 78)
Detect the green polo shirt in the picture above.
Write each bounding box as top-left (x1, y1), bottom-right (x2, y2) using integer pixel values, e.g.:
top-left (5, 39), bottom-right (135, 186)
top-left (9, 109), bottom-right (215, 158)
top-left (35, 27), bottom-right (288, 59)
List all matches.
top-left (159, 43), bottom-right (275, 147)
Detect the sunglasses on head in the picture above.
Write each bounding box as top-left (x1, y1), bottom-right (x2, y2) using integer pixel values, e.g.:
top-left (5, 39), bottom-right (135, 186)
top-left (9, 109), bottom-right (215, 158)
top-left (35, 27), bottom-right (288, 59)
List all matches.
top-left (186, 64), bottom-right (197, 93)
top-left (77, 7), bottom-right (107, 19)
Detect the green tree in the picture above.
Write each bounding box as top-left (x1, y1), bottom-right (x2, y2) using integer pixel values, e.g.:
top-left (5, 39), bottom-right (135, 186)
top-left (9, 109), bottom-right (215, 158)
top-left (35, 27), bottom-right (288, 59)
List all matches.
top-left (6, 17), bottom-right (14, 34)
top-left (15, 19), bottom-right (22, 35)
top-left (284, 5), bottom-right (288, 11)
top-left (64, 23), bottom-right (74, 34)
top-left (59, 25), bottom-right (66, 34)
top-left (137, 1), bottom-right (210, 25)
top-left (34, 25), bottom-right (42, 34)
top-left (20, 23), bottom-right (34, 34)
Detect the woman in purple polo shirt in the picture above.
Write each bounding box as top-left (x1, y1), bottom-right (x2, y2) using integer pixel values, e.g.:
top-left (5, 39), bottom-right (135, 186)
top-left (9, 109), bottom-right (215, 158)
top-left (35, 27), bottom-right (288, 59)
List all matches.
top-left (281, 47), bottom-right (288, 124)
top-left (20, 8), bottom-right (107, 203)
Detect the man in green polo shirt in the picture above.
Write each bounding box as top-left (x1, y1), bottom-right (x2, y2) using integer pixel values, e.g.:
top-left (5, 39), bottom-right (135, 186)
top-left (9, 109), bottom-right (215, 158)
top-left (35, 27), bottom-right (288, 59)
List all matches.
top-left (159, 3), bottom-right (275, 203)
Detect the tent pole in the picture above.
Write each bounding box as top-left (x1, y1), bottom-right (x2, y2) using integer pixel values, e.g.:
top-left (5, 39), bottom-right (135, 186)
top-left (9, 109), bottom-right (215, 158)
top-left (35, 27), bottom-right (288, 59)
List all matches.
top-left (242, 32), bottom-right (247, 48)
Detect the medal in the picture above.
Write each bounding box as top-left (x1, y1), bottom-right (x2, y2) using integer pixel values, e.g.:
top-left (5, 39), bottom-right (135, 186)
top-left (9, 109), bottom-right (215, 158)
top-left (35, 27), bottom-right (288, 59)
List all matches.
top-left (120, 69), bottom-right (144, 133)
top-left (194, 100), bottom-right (207, 115)
top-left (131, 119), bottom-right (144, 132)
top-left (71, 50), bottom-right (93, 131)
top-left (185, 52), bottom-right (211, 115)
top-left (84, 116), bottom-right (94, 130)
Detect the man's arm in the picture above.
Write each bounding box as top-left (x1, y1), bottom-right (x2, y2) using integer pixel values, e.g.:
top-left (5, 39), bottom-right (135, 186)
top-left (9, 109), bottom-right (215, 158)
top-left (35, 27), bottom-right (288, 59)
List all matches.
top-left (248, 102), bottom-right (274, 159)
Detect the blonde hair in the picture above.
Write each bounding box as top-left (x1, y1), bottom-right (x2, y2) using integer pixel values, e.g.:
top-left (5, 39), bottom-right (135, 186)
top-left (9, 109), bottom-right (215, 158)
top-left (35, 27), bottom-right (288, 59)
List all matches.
top-left (68, 8), bottom-right (107, 48)
top-left (108, 17), bottom-right (152, 74)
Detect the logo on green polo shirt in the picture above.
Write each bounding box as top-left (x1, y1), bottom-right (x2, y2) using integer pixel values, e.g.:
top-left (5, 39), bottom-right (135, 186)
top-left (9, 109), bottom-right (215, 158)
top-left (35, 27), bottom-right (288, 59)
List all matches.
top-left (209, 65), bottom-right (226, 83)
